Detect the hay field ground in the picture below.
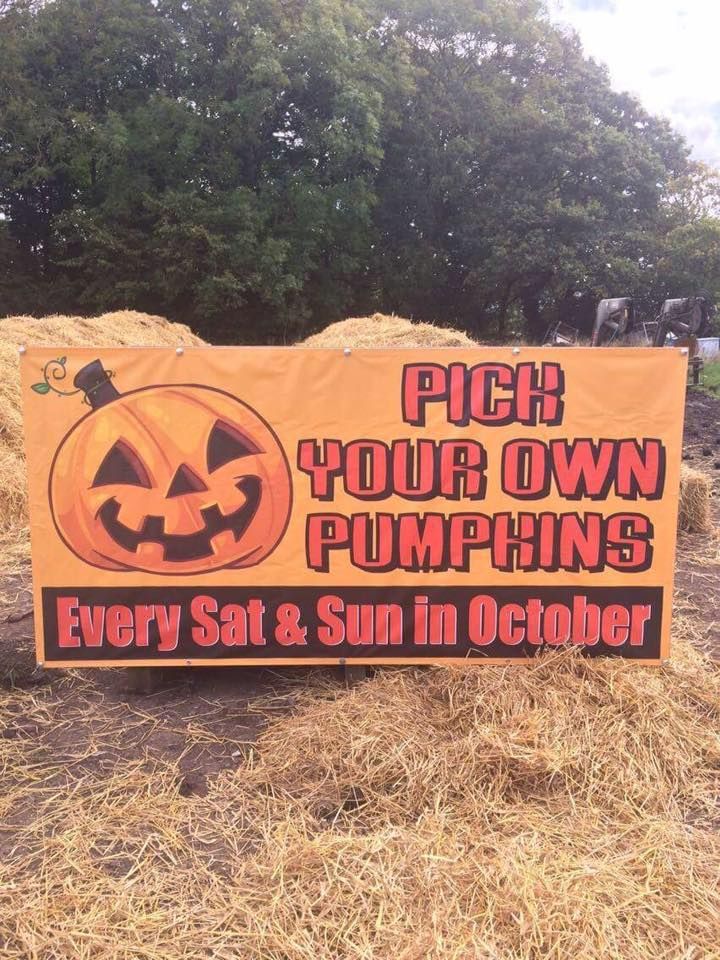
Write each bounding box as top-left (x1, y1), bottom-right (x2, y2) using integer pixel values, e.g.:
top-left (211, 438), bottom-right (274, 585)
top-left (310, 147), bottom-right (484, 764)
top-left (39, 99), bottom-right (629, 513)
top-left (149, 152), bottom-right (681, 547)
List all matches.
top-left (1, 315), bottom-right (720, 959)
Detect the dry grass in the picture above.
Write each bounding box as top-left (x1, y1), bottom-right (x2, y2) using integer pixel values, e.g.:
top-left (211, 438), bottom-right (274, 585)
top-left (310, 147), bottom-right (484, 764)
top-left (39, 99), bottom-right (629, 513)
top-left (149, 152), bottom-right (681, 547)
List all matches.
top-left (1, 626), bottom-right (719, 959)
top-left (301, 313), bottom-right (479, 348)
top-left (0, 311), bottom-right (205, 565)
top-left (679, 464), bottom-right (713, 534)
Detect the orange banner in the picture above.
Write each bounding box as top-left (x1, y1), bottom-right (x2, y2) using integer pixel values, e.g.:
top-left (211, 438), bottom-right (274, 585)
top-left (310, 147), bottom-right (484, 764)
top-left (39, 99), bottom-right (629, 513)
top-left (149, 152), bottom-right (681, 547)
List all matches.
top-left (20, 346), bottom-right (686, 666)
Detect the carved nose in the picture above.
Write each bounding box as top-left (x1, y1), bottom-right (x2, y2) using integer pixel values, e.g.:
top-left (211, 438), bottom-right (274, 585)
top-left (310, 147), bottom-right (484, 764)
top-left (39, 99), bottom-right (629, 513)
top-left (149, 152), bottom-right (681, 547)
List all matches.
top-left (166, 464), bottom-right (208, 498)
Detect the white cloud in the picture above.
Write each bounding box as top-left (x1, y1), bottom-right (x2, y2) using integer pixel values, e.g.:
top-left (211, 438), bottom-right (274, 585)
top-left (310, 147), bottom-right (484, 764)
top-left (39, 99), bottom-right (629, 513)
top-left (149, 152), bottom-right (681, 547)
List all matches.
top-left (548, 0), bottom-right (720, 168)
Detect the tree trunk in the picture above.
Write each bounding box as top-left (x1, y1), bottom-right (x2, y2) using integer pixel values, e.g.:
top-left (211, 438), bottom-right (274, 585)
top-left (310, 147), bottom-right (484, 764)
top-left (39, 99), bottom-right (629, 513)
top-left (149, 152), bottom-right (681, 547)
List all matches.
top-left (521, 296), bottom-right (545, 343)
top-left (497, 308), bottom-right (507, 342)
top-left (497, 286), bottom-right (513, 342)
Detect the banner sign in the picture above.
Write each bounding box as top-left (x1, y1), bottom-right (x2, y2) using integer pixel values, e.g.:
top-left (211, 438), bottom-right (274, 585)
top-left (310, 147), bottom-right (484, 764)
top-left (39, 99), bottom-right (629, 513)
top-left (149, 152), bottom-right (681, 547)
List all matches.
top-left (20, 347), bottom-right (686, 666)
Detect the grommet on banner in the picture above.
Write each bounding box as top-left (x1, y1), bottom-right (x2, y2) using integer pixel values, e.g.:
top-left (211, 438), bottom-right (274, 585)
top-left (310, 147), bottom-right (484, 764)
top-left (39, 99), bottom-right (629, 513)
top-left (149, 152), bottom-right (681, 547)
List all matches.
top-left (680, 348), bottom-right (689, 355)
top-left (343, 347), bottom-right (351, 356)
top-left (512, 346), bottom-right (521, 355)
top-left (176, 346), bottom-right (184, 356)
top-left (18, 345), bottom-right (27, 356)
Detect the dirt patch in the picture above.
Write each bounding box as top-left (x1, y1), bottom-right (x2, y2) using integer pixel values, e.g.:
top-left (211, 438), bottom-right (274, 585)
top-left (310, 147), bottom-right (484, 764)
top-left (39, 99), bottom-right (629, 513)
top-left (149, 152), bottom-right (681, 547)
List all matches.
top-left (682, 389), bottom-right (720, 479)
top-left (0, 597), bottom-right (346, 865)
top-left (674, 389), bottom-right (720, 656)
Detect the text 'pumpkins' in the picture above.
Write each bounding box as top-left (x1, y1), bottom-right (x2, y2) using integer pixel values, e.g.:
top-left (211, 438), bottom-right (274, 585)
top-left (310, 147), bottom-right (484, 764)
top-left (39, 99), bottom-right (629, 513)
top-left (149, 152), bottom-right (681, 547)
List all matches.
top-left (49, 360), bottom-right (292, 574)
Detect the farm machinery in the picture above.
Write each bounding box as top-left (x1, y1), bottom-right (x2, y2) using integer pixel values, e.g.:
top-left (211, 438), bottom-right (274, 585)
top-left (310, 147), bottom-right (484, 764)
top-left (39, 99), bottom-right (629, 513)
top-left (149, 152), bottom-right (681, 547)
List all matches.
top-left (544, 294), bottom-right (717, 382)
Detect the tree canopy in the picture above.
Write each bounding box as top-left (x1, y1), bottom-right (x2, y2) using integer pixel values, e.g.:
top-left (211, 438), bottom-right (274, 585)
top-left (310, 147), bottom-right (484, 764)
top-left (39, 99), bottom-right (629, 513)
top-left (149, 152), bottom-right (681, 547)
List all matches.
top-left (1, 0), bottom-right (718, 341)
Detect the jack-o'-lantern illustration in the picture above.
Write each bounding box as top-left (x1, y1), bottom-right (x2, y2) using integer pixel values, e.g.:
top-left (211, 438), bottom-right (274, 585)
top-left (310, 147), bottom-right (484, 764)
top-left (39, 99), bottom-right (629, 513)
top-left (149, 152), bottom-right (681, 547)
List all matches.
top-left (49, 360), bottom-right (292, 574)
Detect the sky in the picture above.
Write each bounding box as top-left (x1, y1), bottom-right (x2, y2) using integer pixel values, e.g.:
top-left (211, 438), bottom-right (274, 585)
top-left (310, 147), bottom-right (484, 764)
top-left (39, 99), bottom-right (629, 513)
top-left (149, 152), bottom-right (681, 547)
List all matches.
top-left (548, 0), bottom-right (720, 168)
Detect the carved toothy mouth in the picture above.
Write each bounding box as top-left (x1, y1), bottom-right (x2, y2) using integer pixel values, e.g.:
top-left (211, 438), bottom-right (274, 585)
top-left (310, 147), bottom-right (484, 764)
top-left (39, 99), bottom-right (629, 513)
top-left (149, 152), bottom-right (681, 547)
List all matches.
top-left (97, 476), bottom-right (262, 562)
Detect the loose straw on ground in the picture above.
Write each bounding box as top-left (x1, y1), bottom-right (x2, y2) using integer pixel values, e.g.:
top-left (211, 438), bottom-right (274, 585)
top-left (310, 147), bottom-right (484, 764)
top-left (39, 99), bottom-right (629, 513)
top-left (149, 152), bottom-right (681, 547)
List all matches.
top-left (1, 624), bottom-right (719, 959)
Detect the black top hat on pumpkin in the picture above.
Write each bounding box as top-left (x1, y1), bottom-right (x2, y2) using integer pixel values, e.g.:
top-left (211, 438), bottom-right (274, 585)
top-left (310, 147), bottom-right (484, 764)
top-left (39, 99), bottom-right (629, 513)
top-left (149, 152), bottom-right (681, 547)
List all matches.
top-left (74, 360), bottom-right (120, 410)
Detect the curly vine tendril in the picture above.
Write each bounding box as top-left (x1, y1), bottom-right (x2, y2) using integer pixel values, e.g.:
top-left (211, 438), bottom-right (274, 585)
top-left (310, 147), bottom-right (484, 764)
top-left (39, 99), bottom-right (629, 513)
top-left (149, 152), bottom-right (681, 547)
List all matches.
top-left (31, 358), bottom-right (116, 401)
top-left (42, 359), bottom-right (81, 397)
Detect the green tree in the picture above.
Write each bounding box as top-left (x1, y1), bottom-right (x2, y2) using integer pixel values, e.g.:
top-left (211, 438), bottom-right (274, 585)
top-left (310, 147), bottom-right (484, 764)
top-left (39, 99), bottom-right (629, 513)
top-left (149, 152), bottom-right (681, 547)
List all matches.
top-left (0, 0), bottom-right (709, 342)
top-left (368, 0), bottom-right (689, 340)
top-left (1, 0), bottom-right (389, 340)
top-left (641, 161), bottom-right (720, 321)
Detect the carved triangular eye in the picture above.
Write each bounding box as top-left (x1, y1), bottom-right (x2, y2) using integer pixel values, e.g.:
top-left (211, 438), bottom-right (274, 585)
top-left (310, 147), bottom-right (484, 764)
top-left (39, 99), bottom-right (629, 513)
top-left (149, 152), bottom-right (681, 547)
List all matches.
top-left (92, 441), bottom-right (152, 488)
top-left (207, 420), bottom-right (261, 472)
top-left (166, 464), bottom-right (208, 498)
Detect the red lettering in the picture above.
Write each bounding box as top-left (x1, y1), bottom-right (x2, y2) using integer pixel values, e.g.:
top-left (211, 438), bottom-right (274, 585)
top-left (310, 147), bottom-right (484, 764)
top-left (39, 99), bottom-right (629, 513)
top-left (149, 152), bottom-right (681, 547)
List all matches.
top-left (306, 514), bottom-right (350, 572)
top-left (543, 603), bottom-right (572, 645)
top-left (428, 604), bottom-right (456, 646)
top-left (515, 361), bottom-right (564, 425)
top-left (571, 595), bottom-right (601, 646)
top-left (133, 605), bottom-right (155, 648)
top-left (106, 605), bottom-right (134, 647)
top-left (156, 605), bottom-right (180, 652)
top-left (550, 439), bottom-right (615, 499)
top-left (397, 514), bottom-right (446, 570)
top-left (246, 599), bottom-right (266, 646)
top-left (468, 364), bottom-right (514, 423)
top-left (57, 596), bottom-right (80, 648)
top-left (616, 440), bottom-right (664, 499)
top-left (391, 439), bottom-right (436, 497)
top-left (78, 605), bottom-right (105, 648)
top-left (344, 441), bottom-right (388, 497)
top-left (350, 513), bottom-right (395, 570)
top-left (297, 440), bottom-right (342, 499)
top-left (498, 603), bottom-right (525, 645)
top-left (501, 440), bottom-right (549, 498)
top-left (602, 605), bottom-right (630, 646)
top-left (220, 605), bottom-right (248, 646)
top-left (448, 514), bottom-right (492, 570)
top-left (191, 595), bottom-right (219, 647)
top-left (402, 364), bottom-right (447, 425)
top-left (402, 361), bottom-right (565, 427)
top-left (468, 595), bottom-right (497, 646)
top-left (305, 512), bottom-right (654, 574)
top-left (491, 513), bottom-right (538, 571)
top-left (526, 599), bottom-right (544, 645)
top-left (630, 605), bottom-right (653, 646)
top-left (317, 595), bottom-right (345, 646)
top-left (439, 441), bottom-right (486, 499)
top-left (606, 514), bottom-right (652, 570)
top-left (558, 514), bottom-right (603, 571)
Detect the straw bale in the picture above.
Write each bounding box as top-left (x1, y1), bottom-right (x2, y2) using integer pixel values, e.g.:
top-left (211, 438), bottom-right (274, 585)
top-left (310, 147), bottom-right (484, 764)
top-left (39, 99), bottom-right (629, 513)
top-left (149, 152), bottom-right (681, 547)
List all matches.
top-left (0, 311), bottom-right (205, 558)
top-left (301, 313), bottom-right (478, 348)
top-left (678, 463), bottom-right (713, 534)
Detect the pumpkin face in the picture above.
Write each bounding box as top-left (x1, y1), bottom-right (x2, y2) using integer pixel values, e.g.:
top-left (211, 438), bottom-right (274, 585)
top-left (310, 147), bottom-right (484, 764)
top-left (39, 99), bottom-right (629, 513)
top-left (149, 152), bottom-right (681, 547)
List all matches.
top-left (50, 384), bottom-right (292, 574)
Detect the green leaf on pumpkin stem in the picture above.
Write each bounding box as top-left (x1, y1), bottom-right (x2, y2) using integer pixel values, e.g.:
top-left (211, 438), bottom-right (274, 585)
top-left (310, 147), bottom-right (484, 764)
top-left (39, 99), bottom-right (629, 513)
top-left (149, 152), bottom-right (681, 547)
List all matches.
top-left (31, 382), bottom-right (50, 394)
